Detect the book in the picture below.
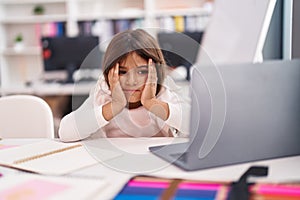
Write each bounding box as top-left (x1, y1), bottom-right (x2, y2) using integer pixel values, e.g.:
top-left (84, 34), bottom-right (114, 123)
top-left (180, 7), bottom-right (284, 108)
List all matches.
top-left (114, 176), bottom-right (230, 200)
top-left (174, 15), bottom-right (185, 32)
top-left (0, 173), bottom-right (107, 199)
top-left (0, 140), bottom-right (121, 175)
top-left (113, 176), bottom-right (300, 200)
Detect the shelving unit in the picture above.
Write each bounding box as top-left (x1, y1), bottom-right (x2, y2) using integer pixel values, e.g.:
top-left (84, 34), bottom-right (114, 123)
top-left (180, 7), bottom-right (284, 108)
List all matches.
top-left (0, 0), bottom-right (213, 95)
top-left (0, 0), bottom-right (69, 94)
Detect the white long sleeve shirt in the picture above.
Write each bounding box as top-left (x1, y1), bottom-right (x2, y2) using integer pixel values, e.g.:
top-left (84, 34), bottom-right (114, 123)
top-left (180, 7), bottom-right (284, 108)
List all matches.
top-left (58, 76), bottom-right (190, 142)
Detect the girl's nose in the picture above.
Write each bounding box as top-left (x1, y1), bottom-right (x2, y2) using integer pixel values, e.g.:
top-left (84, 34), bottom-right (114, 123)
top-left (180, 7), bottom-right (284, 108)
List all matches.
top-left (126, 71), bottom-right (137, 85)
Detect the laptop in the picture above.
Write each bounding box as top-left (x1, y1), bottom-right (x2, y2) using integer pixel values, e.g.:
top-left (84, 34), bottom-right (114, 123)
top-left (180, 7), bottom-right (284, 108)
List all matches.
top-left (149, 59), bottom-right (300, 171)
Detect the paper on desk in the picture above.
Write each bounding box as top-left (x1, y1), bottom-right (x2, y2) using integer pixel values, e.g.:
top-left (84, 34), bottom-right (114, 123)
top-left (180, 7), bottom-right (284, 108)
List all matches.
top-left (0, 173), bottom-right (107, 200)
top-left (0, 144), bottom-right (18, 150)
top-left (0, 140), bottom-right (121, 175)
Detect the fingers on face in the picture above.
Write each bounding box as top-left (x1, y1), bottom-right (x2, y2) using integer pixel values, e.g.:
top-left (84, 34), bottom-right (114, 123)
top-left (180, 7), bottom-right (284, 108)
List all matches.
top-left (148, 59), bottom-right (157, 84)
top-left (108, 63), bottom-right (119, 83)
top-left (114, 63), bottom-right (119, 78)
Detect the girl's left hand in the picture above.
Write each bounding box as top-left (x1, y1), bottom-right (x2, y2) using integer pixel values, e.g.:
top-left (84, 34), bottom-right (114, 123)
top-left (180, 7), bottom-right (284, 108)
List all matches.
top-left (141, 59), bottom-right (157, 105)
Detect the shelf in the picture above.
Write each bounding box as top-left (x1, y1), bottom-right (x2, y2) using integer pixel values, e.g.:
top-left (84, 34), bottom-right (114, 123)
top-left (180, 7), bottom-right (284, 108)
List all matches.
top-left (2, 46), bottom-right (41, 56)
top-left (0, 82), bottom-right (95, 96)
top-left (102, 10), bottom-right (146, 20)
top-left (0, 87), bottom-right (34, 95)
top-left (0, 0), bottom-right (66, 5)
top-left (75, 13), bottom-right (102, 21)
top-left (154, 7), bottom-right (211, 17)
top-left (0, 0), bottom-right (212, 95)
top-left (1, 14), bottom-right (67, 24)
top-left (1, 12), bottom-right (146, 23)
top-left (76, 10), bottom-right (146, 21)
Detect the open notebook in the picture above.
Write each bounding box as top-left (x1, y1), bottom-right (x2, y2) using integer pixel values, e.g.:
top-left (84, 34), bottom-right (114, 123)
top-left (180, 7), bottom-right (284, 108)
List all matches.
top-left (0, 173), bottom-right (107, 199)
top-left (0, 140), bottom-right (121, 175)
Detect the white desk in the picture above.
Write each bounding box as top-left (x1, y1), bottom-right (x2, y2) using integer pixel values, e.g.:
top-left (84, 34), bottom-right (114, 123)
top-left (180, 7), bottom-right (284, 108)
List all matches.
top-left (0, 82), bottom-right (96, 96)
top-left (0, 79), bottom-right (190, 96)
top-left (1, 138), bottom-right (300, 199)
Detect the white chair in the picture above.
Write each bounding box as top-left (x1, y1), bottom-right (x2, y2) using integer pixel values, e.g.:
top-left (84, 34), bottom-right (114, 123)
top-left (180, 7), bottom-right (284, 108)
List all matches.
top-left (0, 95), bottom-right (55, 138)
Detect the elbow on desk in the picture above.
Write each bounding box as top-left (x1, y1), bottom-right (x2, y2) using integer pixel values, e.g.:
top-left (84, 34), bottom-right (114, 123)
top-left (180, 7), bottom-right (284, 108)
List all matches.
top-left (58, 114), bottom-right (82, 142)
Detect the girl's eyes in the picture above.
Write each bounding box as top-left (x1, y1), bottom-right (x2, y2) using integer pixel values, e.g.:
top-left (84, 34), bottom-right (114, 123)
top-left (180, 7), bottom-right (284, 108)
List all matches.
top-left (137, 69), bottom-right (148, 75)
top-left (118, 68), bottom-right (148, 75)
top-left (119, 70), bottom-right (127, 75)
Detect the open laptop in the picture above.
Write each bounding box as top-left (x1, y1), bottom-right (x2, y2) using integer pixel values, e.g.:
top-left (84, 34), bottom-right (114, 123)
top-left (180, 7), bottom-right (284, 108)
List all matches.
top-left (149, 59), bottom-right (300, 171)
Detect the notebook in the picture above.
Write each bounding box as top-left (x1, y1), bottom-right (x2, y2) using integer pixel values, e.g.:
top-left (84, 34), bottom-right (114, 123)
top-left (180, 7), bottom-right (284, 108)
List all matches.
top-left (0, 173), bottom-right (107, 200)
top-left (0, 140), bottom-right (121, 175)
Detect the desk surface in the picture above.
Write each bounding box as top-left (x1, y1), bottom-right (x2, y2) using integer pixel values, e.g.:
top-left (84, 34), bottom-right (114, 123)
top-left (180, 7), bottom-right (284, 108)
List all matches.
top-left (0, 82), bottom-right (96, 96)
top-left (1, 138), bottom-right (300, 199)
top-left (0, 80), bottom-right (190, 96)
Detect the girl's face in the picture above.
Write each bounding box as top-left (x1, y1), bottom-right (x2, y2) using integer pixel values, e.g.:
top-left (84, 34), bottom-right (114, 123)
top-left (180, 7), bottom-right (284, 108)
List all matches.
top-left (118, 52), bottom-right (149, 103)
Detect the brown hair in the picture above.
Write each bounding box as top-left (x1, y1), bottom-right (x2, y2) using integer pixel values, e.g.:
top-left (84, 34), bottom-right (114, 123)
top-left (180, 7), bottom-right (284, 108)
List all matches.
top-left (102, 29), bottom-right (166, 95)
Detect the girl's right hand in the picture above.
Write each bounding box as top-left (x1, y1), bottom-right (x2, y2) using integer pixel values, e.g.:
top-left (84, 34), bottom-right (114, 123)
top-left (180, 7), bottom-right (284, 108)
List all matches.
top-left (108, 63), bottom-right (127, 111)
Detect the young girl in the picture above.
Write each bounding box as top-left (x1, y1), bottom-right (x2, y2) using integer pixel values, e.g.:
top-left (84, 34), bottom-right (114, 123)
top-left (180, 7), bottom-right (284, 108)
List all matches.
top-left (59, 29), bottom-right (190, 141)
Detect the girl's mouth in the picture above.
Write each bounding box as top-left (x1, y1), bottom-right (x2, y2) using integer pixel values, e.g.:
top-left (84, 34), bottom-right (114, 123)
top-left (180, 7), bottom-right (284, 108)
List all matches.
top-left (123, 89), bottom-right (140, 93)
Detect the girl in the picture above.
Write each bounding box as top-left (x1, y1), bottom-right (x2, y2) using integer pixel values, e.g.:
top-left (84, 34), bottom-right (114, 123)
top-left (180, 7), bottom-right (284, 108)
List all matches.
top-left (59, 29), bottom-right (190, 141)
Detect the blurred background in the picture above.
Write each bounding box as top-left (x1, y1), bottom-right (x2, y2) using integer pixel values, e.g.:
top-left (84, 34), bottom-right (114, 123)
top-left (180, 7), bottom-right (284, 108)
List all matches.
top-left (0, 0), bottom-right (299, 136)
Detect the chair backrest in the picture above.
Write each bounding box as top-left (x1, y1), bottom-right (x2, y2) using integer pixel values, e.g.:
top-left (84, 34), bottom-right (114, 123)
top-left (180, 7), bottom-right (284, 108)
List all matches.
top-left (0, 95), bottom-right (55, 138)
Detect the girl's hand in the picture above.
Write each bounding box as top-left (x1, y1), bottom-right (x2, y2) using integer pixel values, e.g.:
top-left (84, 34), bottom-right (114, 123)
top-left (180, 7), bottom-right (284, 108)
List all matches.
top-left (141, 59), bottom-right (157, 105)
top-left (141, 59), bottom-right (169, 120)
top-left (108, 63), bottom-right (127, 110)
